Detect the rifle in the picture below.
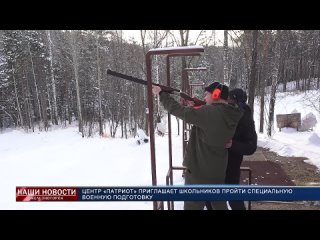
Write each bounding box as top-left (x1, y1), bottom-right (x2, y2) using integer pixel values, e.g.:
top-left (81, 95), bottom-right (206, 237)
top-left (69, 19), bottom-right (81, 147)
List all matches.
top-left (107, 69), bottom-right (206, 106)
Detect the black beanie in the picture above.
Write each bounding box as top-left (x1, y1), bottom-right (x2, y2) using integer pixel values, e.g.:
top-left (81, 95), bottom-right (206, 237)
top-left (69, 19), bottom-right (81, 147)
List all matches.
top-left (229, 88), bottom-right (247, 103)
top-left (204, 82), bottom-right (229, 100)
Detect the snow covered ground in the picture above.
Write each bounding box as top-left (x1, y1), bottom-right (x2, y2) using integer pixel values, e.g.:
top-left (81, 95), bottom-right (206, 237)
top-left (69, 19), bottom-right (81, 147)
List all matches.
top-left (0, 121), bottom-right (185, 209)
top-left (254, 90), bottom-right (320, 169)
top-left (0, 89), bottom-right (319, 209)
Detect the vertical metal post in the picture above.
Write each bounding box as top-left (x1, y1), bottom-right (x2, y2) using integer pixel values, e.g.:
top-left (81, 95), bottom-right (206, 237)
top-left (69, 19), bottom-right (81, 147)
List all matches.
top-left (165, 53), bottom-right (203, 210)
top-left (166, 56), bottom-right (174, 210)
top-left (145, 47), bottom-right (204, 210)
top-left (181, 69), bottom-right (188, 159)
top-left (145, 52), bottom-right (157, 210)
top-left (240, 167), bottom-right (252, 210)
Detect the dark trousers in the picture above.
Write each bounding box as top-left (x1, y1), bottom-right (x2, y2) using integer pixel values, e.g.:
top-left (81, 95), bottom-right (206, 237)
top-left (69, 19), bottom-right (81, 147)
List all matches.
top-left (225, 154), bottom-right (246, 210)
top-left (184, 170), bottom-right (228, 210)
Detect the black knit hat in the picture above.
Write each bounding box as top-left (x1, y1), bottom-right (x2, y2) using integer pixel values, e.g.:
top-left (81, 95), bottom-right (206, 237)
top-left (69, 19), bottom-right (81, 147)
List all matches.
top-left (229, 88), bottom-right (247, 103)
top-left (204, 82), bottom-right (229, 100)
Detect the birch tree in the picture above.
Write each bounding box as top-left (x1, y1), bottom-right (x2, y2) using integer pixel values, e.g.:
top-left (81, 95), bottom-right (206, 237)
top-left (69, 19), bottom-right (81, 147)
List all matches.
top-left (223, 30), bottom-right (229, 84)
top-left (46, 30), bottom-right (58, 125)
top-left (248, 30), bottom-right (259, 116)
top-left (259, 30), bottom-right (270, 133)
top-left (267, 30), bottom-right (288, 136)
top-left (95, 30), bottom-right (103, 136)
top-left (27, 42), bottom-right (43, 130)
top-left (11, 65), bottom-right (23, 126)
top-left (69, 30), bottom-right (84, 137)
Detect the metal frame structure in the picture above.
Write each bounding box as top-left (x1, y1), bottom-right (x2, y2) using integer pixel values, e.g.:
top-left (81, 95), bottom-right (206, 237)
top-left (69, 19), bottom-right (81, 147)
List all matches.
top-left (166, 67), bottom-right (207, 210)
top-left (165, 53), bottom-right (203, 199)
top-left (181, 67), bottom-right (207, 159)
top-left (240, 167), bottom-right (252, 210)
top-left (145, 46), bottom-right (204, 210)
top-left (145, 46), bottom-right (253, 210)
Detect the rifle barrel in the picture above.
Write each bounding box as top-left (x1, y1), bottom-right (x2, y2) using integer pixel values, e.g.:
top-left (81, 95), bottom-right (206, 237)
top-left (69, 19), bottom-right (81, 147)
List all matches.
top-left (107, 69), bottom-right (206, 106)
top-left (107, 69), bottom-right (180, 92)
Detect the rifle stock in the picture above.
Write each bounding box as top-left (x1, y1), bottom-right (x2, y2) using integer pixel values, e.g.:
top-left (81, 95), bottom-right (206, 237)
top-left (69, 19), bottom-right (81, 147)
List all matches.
top-left (178, 92), bottom-right (206, 106)
top-left (107, 69), bottom-right (206, 106)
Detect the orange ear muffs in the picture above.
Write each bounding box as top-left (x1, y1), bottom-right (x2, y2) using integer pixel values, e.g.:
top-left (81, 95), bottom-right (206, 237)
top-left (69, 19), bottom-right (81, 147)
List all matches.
top-left (212, 88), bottom-right (221, 101)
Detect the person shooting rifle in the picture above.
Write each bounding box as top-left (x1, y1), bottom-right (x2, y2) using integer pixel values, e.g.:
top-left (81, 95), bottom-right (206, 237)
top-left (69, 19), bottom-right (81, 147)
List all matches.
top-left (152, 82), bottom-right (243, 210)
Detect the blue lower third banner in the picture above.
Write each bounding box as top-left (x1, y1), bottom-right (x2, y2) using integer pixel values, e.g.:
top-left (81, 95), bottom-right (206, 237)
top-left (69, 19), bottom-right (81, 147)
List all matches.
top-left (16, 186), bottom-right (320, 201)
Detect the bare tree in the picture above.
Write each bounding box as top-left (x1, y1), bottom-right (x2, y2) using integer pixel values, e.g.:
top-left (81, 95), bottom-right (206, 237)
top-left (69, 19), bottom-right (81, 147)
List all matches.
top-left (95, 31), bottom-right (103, 136)
top-left (11, 65), bottom-right (23, 126)
top-left (223, 30), bottom-right (229, 84)
top-left (259, 31), bottom-right (270, 133)
top-left (248, 30), bottom-right (259, 116)
top-left (69, 31), bottom-right (84, 137)
top-left (27, 42), bottom-right (43, 130)
top-left (268, 30), bottom-right (287, 136)
top-left (23, 67), bottom-right (34, 132)
top-left (46, 30), bottom-right (58, 125)
top-left (317, 31), bottom-right (320, 89)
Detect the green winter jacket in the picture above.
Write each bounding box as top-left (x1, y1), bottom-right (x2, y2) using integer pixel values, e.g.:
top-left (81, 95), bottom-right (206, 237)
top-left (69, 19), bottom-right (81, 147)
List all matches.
top-left (160, 92), bottom-right (243, 184)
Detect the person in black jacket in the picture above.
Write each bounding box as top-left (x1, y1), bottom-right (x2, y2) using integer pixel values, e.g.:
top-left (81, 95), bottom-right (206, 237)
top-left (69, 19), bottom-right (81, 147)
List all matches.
top-left (226, 88), bottom-right (257, 210)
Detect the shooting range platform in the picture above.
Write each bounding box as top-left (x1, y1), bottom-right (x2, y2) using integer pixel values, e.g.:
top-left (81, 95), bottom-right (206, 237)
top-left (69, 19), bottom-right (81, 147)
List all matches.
top-left (240, 148), bottom-right (295, 186)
